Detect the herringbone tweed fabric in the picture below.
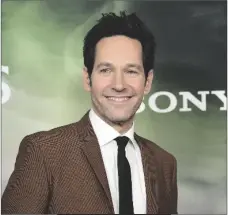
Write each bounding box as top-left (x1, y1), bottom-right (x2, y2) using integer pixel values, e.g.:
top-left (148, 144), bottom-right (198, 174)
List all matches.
top-left (2, 111), bottom-right (178, 214)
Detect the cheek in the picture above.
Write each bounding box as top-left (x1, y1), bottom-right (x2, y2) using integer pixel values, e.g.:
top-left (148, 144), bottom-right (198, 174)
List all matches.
top-left (129, 80), bottom-right (146, 94)
top-left (91, 80), bottom-right (108, 96)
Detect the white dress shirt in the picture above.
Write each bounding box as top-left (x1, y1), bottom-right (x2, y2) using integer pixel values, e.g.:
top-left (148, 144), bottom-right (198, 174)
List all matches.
top-left (89, 109), bottom-right (147, 214)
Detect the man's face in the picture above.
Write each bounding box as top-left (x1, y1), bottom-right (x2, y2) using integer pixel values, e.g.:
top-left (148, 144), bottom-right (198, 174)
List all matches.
top-left (83, 35), bottom-right (153, 125)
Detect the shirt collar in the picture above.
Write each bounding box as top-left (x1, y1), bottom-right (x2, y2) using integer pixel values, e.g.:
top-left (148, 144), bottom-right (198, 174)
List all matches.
top-left (89, 109), bottom-right (136, 147)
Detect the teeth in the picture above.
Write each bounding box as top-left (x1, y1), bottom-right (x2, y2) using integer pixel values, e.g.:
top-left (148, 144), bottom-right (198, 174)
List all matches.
top-left (107, 97), bottom-right (130, 101)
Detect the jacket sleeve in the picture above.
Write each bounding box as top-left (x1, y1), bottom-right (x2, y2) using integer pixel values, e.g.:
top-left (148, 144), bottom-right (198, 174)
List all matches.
top-left (170, 156), bottom-right (178, 214)
top-left (1, 136), bottom-right (50, 214)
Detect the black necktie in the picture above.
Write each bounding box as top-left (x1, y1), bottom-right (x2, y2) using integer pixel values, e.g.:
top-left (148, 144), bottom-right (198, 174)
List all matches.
top-left (115, 136), bottom-right (134, 214)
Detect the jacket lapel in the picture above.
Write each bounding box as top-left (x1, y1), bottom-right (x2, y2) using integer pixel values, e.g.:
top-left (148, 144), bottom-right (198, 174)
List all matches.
top-left (77, 111), bottom-right (158, 214)
top-left (134, 133), bottom-right (159, 214)
top-left (79, 111), bottom-right (114, 213)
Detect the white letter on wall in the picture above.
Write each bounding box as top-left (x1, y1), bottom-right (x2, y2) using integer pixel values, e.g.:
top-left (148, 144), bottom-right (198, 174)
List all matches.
top-left (148, 91), bottom-right (177, 113)
top-left (211, 90), bottom-right (227, 111)
top-left (136, 97), bottom-right (146, 114)
top-left (1, 66), bottom-right (11, 104)
top-left (179, 91), bottom-right (210, 112)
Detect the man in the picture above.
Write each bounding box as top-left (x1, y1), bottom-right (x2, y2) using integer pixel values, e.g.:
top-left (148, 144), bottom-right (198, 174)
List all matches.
top-left (2, 11), bottom-right (178, 214)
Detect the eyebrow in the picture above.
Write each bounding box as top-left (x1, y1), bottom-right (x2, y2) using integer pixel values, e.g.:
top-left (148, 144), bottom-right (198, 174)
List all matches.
top-left (95, 62), bottom-right (143, 71)
top-left (96, 62), bottom-right (113, 69)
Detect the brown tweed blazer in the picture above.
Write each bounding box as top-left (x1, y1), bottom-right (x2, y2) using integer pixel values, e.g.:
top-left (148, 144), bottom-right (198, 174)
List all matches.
top-left (2, 111), bottom-right (178, 214)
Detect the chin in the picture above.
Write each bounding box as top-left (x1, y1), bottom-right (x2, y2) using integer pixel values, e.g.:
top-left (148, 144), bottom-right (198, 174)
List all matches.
top-left (106, 112), bottom-right (134, 123)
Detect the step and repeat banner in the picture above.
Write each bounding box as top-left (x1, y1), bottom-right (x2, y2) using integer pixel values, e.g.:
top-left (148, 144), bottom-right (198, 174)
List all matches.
top-left (1, 0), bottom-right (227, 214)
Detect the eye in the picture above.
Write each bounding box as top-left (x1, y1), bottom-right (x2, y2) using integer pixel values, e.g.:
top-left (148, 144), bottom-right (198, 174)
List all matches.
top-left (127, 70), bottom-right (138, 74)
top-left (100, 68), bottom-right (110, 73)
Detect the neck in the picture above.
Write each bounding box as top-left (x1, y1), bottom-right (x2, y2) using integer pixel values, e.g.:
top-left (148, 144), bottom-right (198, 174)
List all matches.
top-left (92, 109), bottom-right (134, 134)
top-left (112, 119), bottom-right (134, 134)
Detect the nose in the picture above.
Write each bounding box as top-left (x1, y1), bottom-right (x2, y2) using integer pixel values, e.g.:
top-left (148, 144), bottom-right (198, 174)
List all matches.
top-left (112, 72), bottom-right (125, 91)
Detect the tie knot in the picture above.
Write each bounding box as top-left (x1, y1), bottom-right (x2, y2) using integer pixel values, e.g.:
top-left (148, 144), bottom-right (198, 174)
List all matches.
top-left (115, 136), bottom-right (129, 149)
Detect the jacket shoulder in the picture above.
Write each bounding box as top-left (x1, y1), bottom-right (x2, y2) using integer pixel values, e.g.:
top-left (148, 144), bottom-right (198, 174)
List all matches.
top-left (19, 120), bottom-right (86, 170)
top-left (137, 135), bottom-right (177, 164)
top-left (25, 121), bottom-right (82, 146)
top-left (19, 120), bottom-right (87, 163)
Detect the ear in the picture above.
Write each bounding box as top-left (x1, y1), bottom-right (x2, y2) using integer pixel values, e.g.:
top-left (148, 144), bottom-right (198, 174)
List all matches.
top-left (83, 67), bottom-right (91, 92)
top-left (144, 69), bottom-right (153, 95)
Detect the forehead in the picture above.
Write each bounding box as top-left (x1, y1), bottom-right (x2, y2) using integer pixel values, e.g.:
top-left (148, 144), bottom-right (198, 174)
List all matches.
top-left (94, 35), bottom-right (143, 65)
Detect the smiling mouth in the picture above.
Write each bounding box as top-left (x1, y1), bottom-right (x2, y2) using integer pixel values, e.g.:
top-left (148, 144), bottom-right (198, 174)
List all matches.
top-left (105, 96), bottom-right (132, 102)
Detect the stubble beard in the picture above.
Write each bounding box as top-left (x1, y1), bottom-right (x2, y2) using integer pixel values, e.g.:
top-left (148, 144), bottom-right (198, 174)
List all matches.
top-left (91, 94), bottom-right (142, 127)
